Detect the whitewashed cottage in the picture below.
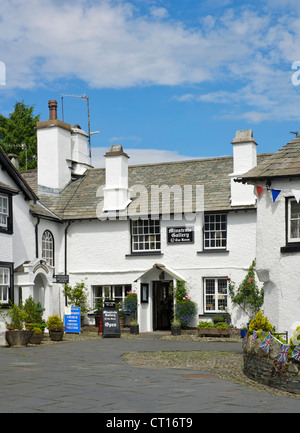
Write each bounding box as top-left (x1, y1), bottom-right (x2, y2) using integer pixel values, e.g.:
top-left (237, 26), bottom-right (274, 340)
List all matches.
top-left (0, 100), bottom-right (271, 333)
top-left (238, 135), bottom-right (300, 338)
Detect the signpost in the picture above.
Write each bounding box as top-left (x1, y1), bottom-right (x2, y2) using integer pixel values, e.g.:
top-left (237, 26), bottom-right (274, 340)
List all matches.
top-left (64, 306), bottom-right (81, 333)
top-left (167, 226), bottom-right (194, 244)
top-left (101, 305), bottom-right (120, 338)
top-left (55, 274), bottom-right (69, 284)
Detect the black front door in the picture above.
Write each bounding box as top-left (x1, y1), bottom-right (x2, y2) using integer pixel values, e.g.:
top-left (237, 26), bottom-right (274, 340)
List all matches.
top-left (153, 281), bottom-right (173, 330)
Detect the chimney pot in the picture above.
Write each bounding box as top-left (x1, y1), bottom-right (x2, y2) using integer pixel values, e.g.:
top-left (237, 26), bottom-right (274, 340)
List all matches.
top-left (48, 100), bottom-right (58, 120)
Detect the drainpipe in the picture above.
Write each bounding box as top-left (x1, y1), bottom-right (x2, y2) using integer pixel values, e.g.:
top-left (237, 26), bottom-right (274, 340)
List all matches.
top-left (64, 221), bottom-right (72, 275)
top-left (64, 222), bottom-right (72, 308)
top-left (35, 217), bottom-right (40, 258)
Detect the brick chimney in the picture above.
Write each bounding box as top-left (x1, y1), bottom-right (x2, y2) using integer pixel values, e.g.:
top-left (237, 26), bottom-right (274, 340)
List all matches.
top-left (48, 100), bottom-right (58, 120)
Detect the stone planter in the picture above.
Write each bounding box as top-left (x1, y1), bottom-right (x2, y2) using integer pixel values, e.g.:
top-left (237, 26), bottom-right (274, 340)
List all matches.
top-left (171, 325), bottom-right (181, 336)
top-left (197, 328), bottom-right (230, 337)
top-left (6, 330), bottom-right (34, 347)
top-left (49, 330), bottom-right (64, 341)
top-left (29, 332), bottom-right (44, 345)
top-left (130, 325), bottom-right (139, 335)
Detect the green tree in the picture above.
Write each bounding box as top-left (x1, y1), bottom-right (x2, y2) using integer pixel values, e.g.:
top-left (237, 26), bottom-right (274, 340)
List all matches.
top-left (0, 101), bottom-right (40, 170)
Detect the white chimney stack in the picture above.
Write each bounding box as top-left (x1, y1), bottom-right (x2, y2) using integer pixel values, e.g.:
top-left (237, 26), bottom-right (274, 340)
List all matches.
top-left (102, 145), bottom-right (131, 212)
top-left (230, 129), bottom-right (257, 206)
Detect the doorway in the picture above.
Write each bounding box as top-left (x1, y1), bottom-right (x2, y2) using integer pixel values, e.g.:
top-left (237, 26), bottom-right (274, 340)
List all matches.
top-left (153, 281), bottom-right (173, 330)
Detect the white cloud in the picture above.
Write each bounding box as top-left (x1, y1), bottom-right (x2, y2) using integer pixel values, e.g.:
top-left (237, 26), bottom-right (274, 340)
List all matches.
top-left (91, 147), bottom-right (200, 168)
top-left (1, 1), bottom-right (300, 121)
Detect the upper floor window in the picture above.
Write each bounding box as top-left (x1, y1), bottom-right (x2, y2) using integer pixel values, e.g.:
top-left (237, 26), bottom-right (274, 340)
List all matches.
top-left (204, 213), bottom-right (227, 249)
top-left (131, 219), bottom-right (161, 252)
top-left (0, 193), bottom-right (12, 233)
top-left (288, 198), bottom-right (300, 242)
top-left (42, 230), bottom-right (54, 266)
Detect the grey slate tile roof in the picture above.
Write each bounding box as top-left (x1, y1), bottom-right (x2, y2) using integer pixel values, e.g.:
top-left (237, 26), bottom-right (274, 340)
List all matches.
top-left (240, 137), bottom-right (300, 182)
top-left (21, 153), bottom-right (271, 221)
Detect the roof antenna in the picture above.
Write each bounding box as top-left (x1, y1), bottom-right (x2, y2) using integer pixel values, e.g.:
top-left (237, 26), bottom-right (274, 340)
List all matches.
top-left (290, 131), bottom-right (299, 137)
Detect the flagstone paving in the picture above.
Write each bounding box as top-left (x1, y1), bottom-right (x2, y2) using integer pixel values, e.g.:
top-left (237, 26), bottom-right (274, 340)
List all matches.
top-left (1, 330), bottom-right (300, 413)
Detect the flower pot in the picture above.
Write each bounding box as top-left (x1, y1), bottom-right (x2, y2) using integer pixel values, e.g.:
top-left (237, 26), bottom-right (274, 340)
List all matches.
top-left (29, 332), bottom-right (44, 345)
top-left (130, 325), bottom-right (139, 335)
top-left (6, 330), bottom-right (33, 347)
top-left (49, 330), bottom-right (64, 341)
top-left (197, 328), bottom-right (230, 338)
top-left (171, 325), bottom-right (181, 336)
top-left (240, 329), bottom-right (248, 339)
top-left (119, 316), bottom-right (125, 329)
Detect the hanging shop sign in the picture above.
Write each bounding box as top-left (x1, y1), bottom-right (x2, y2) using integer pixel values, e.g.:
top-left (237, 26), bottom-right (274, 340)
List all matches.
top-left (167, 226), bottom-right (194, 244)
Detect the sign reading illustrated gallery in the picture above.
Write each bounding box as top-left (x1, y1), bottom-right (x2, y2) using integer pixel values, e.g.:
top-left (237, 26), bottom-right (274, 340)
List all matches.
top-left (167, 226), bottom-right (194, 244)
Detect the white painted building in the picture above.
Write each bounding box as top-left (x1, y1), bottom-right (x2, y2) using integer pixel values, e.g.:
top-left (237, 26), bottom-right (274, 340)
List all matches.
top-left (0, 100), bottom-right (272, 333)
top-left (238, 135), bottom-right (300, 338)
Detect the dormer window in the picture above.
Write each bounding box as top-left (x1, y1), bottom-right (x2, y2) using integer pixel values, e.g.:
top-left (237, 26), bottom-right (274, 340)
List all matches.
top-left (42, 230), bottom-right (54, 266)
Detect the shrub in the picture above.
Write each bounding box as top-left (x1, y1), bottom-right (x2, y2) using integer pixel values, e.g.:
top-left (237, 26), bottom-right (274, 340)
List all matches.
top-left (46, 315), bottom-right (64, 332)
top-left (248, 311), bottom-right (274, 335)
top-left (175, 296), bottom-right (197, 328)
top-left (63, 281), bottom-right (89, 313)
top-left (228, 260), bottom-right (264, 317)
top-left (124, 291), bottom-right (137, 316)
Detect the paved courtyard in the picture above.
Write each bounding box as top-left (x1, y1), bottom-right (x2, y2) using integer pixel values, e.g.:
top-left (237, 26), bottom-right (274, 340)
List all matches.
top-left (0, 333), bottom-right (300, 415)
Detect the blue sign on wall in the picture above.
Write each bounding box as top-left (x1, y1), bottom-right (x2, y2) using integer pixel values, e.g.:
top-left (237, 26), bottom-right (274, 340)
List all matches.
top-left (64, 307), bottom-right (81, 333)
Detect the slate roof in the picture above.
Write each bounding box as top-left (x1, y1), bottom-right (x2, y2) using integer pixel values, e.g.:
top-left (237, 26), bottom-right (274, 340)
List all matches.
top-left (239, 136), bottom-right (300, 182)
top-left (21, 153), bottom-right (271, 221)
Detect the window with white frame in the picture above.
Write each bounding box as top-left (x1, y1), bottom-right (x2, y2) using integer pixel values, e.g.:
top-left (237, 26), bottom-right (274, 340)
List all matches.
top-left (131, 219), bottom-right (161, 252)
top-left (93, 285), bottom-right (132, 308)
top-left (204, 213), bottom-right (227, 249)
top-left (0, 194), bottom-right (9, 229)
top-left (0, 266), bottom-right (10, 304)
top-left (204, 278), bottom-right (228, 312)
top-left (288, 198), bottom-right (300, 242)
top-left (42, 230), bottom-right (54, 266)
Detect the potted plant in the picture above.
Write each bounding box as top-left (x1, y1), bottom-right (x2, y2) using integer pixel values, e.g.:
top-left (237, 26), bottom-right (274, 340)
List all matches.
top-left (129, 319), bottom-right (139, 335)
top-left (28, 324), bottom-right (45, 344)
top-left (47, 315), bottom-right (64, 341)
top-left (213, 314), bottom-right (226, 324)
top-left (197, 320), bottom-right (230, 337)
top-left (171, 317), bottom-right (181, 336)
top-left (240, 327), bottom-right (248, 339)
top-left (5, 303), bottom-right (33, 347)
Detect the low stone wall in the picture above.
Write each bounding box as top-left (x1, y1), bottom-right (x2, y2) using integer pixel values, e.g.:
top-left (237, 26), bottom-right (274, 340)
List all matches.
top-left (243, 335), bottom-right (300, 394)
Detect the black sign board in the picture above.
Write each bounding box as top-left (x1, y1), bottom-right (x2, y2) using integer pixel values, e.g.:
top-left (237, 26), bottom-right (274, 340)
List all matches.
top-left (55, 274), bottom-right (69, 284)
top-left (102, 308), bottom-right (120, 338)
top-left (167, 226), bottom-right (194, 244)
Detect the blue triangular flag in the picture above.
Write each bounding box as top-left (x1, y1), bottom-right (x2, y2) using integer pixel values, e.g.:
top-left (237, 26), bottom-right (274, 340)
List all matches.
top-left (272, 189), bottom-right (281, 202)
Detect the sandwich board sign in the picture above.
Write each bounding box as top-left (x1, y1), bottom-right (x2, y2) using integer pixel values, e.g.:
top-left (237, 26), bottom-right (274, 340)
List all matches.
top-left (64, 306), bottom-right (81, 333)
top-left (102, 307), bottom-right (120, 338)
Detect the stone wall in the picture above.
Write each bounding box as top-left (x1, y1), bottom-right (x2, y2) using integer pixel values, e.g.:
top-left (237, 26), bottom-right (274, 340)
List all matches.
top-left (243, 335), bottom-right (300, 394)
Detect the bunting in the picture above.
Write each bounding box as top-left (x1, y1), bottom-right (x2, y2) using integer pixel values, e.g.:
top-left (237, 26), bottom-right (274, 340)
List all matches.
top-left (260, 332), bottom-right (274, 353)
top-left (255, 185), bottom-right (300, 203)
top-left (291, 346), bottom-right (300, 361)
top-left (278, 344), bottom-right (290, 363)
top-left (271, 189), bottom-right (281, 202)
top-left (251, 330), bottom-right (257, 344)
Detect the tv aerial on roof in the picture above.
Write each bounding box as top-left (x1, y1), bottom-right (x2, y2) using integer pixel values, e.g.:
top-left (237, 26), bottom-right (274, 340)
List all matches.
top-left (60, 93), bottom-right (100, 159)
top-left (290, 131), bottom-right (299, 137)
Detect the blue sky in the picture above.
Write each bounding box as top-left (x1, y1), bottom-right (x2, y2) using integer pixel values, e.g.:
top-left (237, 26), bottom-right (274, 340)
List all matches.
top-left (1, 0), bottom-right (300, 167)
